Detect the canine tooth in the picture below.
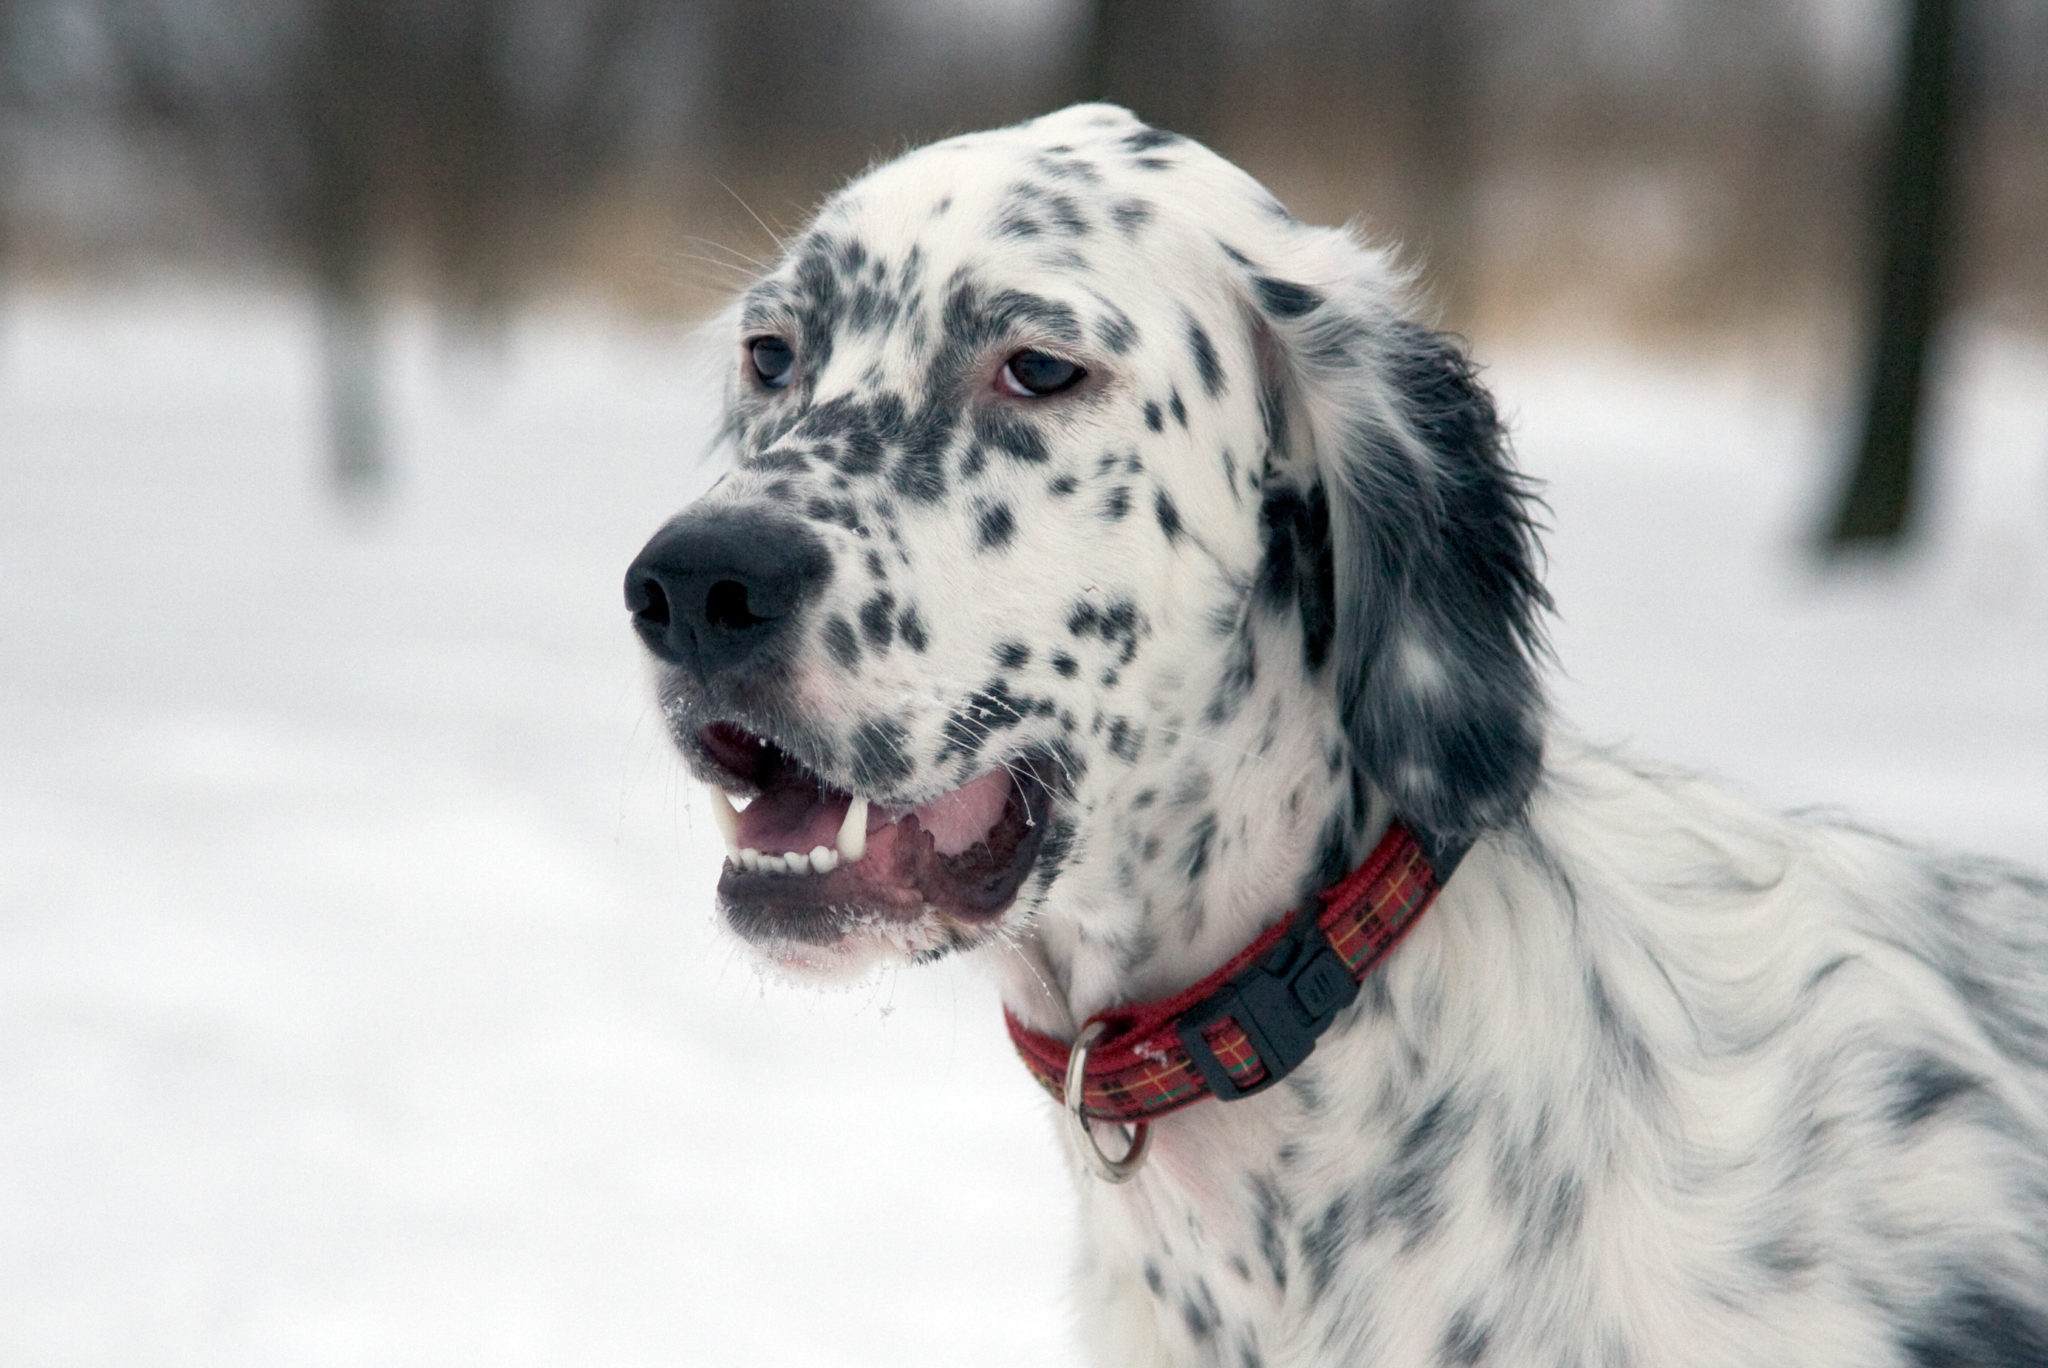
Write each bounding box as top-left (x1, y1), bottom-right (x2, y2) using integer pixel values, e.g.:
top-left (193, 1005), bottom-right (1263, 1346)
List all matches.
top-left (708, 788), bottom-right (741, 855)
top-left (809, 845), bottom-right (837, 874)
top-left (837, 796), bottom-right (869, 864)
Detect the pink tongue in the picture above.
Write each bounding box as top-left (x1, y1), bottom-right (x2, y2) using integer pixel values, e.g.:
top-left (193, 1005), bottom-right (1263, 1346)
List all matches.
top-left (914, 770), bottom-right (1013, 856)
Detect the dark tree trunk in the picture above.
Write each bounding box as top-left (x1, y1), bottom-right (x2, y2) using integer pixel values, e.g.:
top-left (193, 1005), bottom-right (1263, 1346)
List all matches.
top-left (298, 0), bottom-right (386, 498)
top-left (1825, 0), bottom-right (1963, 552)
top-left (1392, 0), bottom-right (1481, 325)
top-left (1071, 0), bottom-right (1224, 144)
top-left (317, 280), bottom-right (383, 498)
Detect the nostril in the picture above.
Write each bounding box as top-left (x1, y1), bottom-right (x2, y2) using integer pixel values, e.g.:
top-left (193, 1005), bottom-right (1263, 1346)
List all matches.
top-left (633, 577), bottom-right (673, 629)
top-left (625, 508), bottom-right (831, 671)
top-left (705, 578), bottom-right (767, 632)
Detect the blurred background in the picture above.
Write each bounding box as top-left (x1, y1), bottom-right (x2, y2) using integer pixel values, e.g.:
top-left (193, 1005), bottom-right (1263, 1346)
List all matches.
top-left (2, 2), bottom-right (2045, 1365)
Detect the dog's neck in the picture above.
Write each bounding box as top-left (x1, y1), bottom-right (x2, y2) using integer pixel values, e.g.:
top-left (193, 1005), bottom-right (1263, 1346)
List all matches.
top-left (991, 604), bottom-right (1385, 1036)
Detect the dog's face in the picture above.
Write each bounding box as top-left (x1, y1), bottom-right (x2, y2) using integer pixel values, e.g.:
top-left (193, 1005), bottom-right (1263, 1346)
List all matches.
top-left (627, 106), bottom-right (1546, 980)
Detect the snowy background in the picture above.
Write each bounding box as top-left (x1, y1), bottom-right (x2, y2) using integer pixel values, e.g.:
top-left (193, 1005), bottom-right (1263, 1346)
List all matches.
top-left (2, 282), bottom-right (2045, 1366)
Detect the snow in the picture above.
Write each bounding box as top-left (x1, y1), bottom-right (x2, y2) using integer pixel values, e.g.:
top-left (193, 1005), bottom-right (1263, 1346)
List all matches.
top-left (2, 282), bottom-right (2044, 1366)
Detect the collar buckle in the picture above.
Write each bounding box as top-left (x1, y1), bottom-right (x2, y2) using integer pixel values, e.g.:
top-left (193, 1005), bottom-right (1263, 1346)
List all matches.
top-left (1174, 910), bottom-right (1362, 1101)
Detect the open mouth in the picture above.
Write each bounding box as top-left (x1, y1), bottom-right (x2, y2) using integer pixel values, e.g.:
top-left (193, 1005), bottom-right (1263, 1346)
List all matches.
top-left (696, 722), bottom-right (1051, 946)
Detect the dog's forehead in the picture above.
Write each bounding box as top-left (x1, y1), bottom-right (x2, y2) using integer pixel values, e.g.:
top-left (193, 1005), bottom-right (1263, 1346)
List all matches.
top-left (742, 108), bottom-right (1259, 350)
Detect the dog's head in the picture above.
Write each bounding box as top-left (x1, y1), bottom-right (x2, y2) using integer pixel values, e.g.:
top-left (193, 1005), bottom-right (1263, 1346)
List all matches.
top-left (627, 105), bottom-right (1546, 980)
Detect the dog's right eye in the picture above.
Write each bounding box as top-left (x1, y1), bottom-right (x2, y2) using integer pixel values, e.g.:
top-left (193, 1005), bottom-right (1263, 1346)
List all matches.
top-left (748, 336), bottom-right (795, 389)
top-left (998, 349), bottom-right (1084, 398)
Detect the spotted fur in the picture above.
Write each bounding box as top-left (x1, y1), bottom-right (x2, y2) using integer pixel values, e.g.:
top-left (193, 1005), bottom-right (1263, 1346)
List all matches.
top-left (640, 106), bottom-right (2048, 1366)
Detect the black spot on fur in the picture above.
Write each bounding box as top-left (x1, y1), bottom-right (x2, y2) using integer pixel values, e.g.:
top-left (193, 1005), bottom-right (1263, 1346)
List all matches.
top-left (849, 719), bottom-right (912, 789)
top-left (1143, 1259), bottom-right (1165, 1296)
top-left (858, 592), bottom-right (896, 650)
top-left (1183, 812), bottom-right (1217, 882)
top-left (1369, 1092), bottom-right (1470, 1250)
top-left (1123, 126), bottom-right (1184, 151)
top-left (1188, 319), bottom-right (1225, 397)
top-left (1254, 276), bottom-right (1324, 318)
top-left (824, 615), bottom-right (860, 668)
top-left (1248, 1179), bottom-right (1289, 1290)
top-left (897, 605), bottom-right (929, 653)
top-left (940, 680), bottom-right (1028, 761)
top-left (1181, 1280), bottom-right (1219, 1341)
top-left (1258, 482), bottom-right (1336, 671)
top-left (1101, 486), bottom-right (1131, 521)
top-left (1111, 198), bottom-right (1154, 236)
top-left (977, 502), bottom-right (1015, 550)
top-left (1889, 1052), bottom-right (1985, 1128)
top-left (940, 277), bottom-right (1082, 356)
top-left (995, 204), bottom-right (1043, 238)
top-left (1096, 303), bottom-right (1139, 354)
top-left (1748, 1237), bottom-right (1817, 1279)
top-left (995, 641), bottom-right (1030, 670)
top-left (1441, 1307), bottom-right (1492, 1366)
top-left (1169, 390), bottom-right (1188, 428)
top-left (1206, 632), bottom-right (1256, 724)
top-left (1051, 652), bottom-right (1078, 678)
top-left (1585, 968), bottom-right (1659, 1092)
top-left (1045, 190), bottom-right (1088, 236)
top-left (973, 406), bottom-right (1050, 466)
top-left (1901, 1284), bottom-right (2048, 1368)
top-left (1049, 473), bottom-right (1079, 497)
top-left (1155, 490), bottom-right (1184, 543)
top-left (1106, 717), bottom-right (1142, 762)
top-left (1144, 400), bottom-right (1164, 432)
top-left (1302, 1194), bottom-right (1349, 1301)
top-left (893, 443), bottom-right (947, 503)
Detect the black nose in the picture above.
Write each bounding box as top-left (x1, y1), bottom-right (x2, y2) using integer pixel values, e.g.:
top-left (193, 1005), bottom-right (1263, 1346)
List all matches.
top-left (624, 508), bottom-right (832, 674)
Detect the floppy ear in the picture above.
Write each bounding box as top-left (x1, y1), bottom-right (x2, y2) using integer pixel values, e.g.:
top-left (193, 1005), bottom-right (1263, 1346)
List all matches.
top-left (1242, 232), bottom-right (1549, 855)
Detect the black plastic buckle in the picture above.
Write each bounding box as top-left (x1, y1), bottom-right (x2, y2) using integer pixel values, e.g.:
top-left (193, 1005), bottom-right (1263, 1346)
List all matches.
top-left (1175, 911), bottom-right (1361, 1102)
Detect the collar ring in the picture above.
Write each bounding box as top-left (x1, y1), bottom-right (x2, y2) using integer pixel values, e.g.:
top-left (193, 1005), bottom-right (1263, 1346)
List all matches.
top-left (1065, 1019), bottom-right (1151, 1182)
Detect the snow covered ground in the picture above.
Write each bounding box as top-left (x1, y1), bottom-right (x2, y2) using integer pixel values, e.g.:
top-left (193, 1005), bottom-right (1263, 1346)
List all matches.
top-left (2, 282), bottom-right (2044, 1367)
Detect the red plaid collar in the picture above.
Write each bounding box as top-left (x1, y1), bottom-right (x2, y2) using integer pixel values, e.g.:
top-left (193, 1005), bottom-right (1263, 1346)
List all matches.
top-left (1005, 822), bottom-right (1452, 1125)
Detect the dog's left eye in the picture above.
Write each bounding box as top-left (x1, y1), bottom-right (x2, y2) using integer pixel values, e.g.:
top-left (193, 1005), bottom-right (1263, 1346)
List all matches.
top-left (998, 350), bottom-right (1084, 398)
top-left (748, 336), bottom-right (795, 389)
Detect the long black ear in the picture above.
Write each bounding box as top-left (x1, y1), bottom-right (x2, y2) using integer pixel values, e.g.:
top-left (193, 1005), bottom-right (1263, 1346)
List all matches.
top-left (1248, 250), bottom-right (1549, 852)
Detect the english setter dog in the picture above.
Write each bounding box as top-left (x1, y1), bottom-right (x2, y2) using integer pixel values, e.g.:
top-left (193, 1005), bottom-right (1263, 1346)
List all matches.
top-left (625, 106), bottom-right (2048, 1367)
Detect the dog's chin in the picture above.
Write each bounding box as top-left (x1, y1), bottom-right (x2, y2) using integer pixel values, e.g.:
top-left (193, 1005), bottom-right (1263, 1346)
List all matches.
top-left (720, 908), bottom-right (968, 986)
top-left (691, 723), bottom-right (1053, 978)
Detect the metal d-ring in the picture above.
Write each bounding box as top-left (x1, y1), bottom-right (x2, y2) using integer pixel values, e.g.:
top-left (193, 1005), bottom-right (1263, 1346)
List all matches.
top-left (1065, 1019), bottom-right (1151, 1183)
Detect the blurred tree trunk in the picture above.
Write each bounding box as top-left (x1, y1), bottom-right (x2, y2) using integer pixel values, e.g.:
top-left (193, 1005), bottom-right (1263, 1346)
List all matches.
top-left (1391, 0), bottom-right (1480, 326)
top-left (1070, 0), bottom-right (1224, 143)
top-left (0, 0), bottom-right (18, 320)
top-left (1824, 0), bottom-right (1963, 552)
top-left (299, 0), bottom-right (387, 499)
top-left (317, 281), bottom-right (383, 495)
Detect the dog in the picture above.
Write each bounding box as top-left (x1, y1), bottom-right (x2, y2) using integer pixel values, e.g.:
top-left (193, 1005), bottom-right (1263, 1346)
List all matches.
top-left (624, 105), bottom-right (2048, 1367)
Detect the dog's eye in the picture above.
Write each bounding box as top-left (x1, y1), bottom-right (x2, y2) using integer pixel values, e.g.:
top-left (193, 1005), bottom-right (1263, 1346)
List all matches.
top-left (748, 336), bottom-right (795, 389)
top-left (998, 350), bottom-right (1084, 398)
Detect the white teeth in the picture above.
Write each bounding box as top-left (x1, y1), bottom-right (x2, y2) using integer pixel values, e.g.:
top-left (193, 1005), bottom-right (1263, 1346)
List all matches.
top-left (708, 788), bottom-right (741, 856)
top-left (734, 846), bottom-right (840, 876)
top-left (836, 796), bottom-right (869, 865)
top-left (727, 795), bottom-right (872, 878)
